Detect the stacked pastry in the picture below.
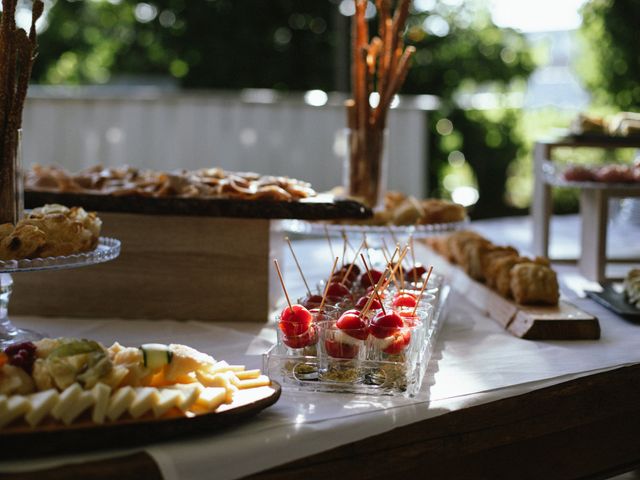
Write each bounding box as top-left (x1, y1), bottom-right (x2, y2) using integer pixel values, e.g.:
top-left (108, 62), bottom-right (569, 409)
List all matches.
top-left (0, 204), bottom-right (101, 261)
top-left (26, 164), bottom-right (316, 202)
top-left (427, 230), bottom-right (560, 306)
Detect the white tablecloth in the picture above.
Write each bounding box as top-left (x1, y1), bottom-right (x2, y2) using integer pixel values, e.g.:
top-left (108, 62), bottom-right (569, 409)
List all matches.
top-left (1, 216), bottom-right (640, 479)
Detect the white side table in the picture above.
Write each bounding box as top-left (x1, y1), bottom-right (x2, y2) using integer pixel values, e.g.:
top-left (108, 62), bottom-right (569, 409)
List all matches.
top-left (532, 137), bottom-right (640, 282)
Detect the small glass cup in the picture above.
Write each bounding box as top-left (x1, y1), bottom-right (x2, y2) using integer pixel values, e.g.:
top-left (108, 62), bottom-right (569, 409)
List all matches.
top-left (317, 320), bottom-right (367, 383)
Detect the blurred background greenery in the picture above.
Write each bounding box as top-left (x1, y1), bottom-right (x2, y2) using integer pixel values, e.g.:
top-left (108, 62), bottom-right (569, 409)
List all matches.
top-left (22, 0), bottom-right (640, 217)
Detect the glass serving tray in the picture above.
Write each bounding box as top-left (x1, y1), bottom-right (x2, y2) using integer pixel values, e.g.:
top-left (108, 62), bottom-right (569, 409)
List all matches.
top-left (277, 219), bottom-right (469, 239)
top-left (0, 237), bottom-right (121, 346)
top-left (263, 284), bottom-right (449, 397)
top-left (0, 237), bottom-right (121, 272)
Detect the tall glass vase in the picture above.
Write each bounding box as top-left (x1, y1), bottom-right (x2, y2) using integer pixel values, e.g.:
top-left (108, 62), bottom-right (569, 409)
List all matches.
top-left (343, 127), bottom-right (389, 210)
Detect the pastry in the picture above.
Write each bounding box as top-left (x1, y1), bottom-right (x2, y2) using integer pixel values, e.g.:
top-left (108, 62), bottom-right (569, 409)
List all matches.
top-left (510, 263), bottom-right (560, 305)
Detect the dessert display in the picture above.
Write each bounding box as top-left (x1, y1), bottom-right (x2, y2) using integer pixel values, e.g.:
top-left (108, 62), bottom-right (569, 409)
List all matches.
top-left (0, 204), bottom-right (101, 261)
top-left (265, 237), bottom-right (446, 396)
top-left (331, 191), bottom-right (467, 226)
top-left (0, 338), bottom-right (271, 428)
top-left (344, 0), bottom-right (414, 208)
top-left (26, 164), bottom-right (317, 202)
top-left (427, 230), bottom-right (560, 306)
top-left (570, 112), bottom-right (640, 138)
top-left (562, 160), bottom-right (640, 184)
top-left (624, 269), bottom-right (640, 309)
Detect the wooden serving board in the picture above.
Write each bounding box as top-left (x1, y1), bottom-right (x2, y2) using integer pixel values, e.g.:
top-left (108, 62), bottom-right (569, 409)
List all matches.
top-left (0, 381), bottom-right (281, 459)
top-left (25, 190), bottom-right (371, 220)
top-left (422, 246), bottom-right (600, 340)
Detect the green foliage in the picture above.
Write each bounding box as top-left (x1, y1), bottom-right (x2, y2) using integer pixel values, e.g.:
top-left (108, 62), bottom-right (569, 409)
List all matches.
top-left (579, 0), bottom-right (640, 110)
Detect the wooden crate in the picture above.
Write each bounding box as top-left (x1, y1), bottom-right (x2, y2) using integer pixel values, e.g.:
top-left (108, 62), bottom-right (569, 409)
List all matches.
top-left (11, 213), bottom-right (283, 322)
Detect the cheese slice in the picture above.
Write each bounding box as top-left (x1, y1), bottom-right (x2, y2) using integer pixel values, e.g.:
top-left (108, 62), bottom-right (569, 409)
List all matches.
top-left (0, 395), bottom-right (29, 428)
top-left (129, 387), bottom-right (159, 418)
top-left (235, 369), bottom-right (261, 380)
top-left (61, 390), bottom-right (94, 425)
top-left (237, 375), bottom-right (271, 390)
top-left (195, 387), bottom-right (226, 411)
top-left (91, 383), bottom-right (112, 424)
top-left (107, 386), bottom-right (136, 422)
top-left (25, 390), bottom-right (59, 427)
top-left (171, 384), bottom-right (200, 411)
top-left (51, 383), bottom-right (82, 420)
top-left (152, 388), bottom-right (182, 418)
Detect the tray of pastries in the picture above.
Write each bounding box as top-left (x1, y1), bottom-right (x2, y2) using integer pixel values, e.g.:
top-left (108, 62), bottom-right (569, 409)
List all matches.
top-left (24, 165), bottom-right (371, 220)
top-left (0, 338), bottom-right (279, 458)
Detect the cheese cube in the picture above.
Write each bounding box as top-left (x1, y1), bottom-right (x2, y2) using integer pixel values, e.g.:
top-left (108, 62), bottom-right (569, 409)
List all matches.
top-left (152, 389), bottom-right (182, 417)
top-left (61, 390), bottom-right (94, 425)
top-left (25, 390), bottom-right (59, 427)
top-left (195, 387), bottom-right (226, 411)
top-left (171, 385), bottom-right (200, 411)
top-left (107, 386), bottom-right (136, 422)
top-left (129, 387), bottom-right (159, 418)
top-left (237, 375), bottom-right (271, 389)
top-left (0, 395), bottom-right (29, 428)
top-left (91, 383), bottom-right (112, 424)
top-left (51, 383), bottom-right (82, 420)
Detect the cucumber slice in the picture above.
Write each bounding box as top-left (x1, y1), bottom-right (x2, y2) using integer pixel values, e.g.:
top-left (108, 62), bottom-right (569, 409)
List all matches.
top-left (140, 344), bottom-right (173, 370)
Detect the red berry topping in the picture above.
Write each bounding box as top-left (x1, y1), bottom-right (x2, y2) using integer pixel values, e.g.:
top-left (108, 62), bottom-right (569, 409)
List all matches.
top-left (326, 282), bottom-right (352, 301)
top-left (369, 311), bottom-right (404, 339)
top-left (336, 311), bottom-right (368, 340)
top-left (360, 269), bottom-right (383, 289)
top-left (302, 294), bottom-right (323, 309)
top-left (282, 324), bottom-right (318, 349)
top-left (355, 295), bottom-right (382, 311)
top-left (405, 264), bottom-right (427, 281)
top-left (392, 293), bottom-right (417, 309)
top-left (382, 329), bottom-right (412, 355)
top-left (279, 304), bottom-right (313, 336)
top-left (324, 339), bottom-right (359, 359)
top-left (4, 341), bottom-right (37, 374)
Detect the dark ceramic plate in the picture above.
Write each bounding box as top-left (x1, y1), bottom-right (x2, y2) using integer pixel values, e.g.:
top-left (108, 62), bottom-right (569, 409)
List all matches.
top-left (586, 282), bottom-right (640, 322)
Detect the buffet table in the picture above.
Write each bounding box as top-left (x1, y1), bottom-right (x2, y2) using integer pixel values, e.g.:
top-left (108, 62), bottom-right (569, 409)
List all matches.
top-left (2, 216), bottom-right (640, 479)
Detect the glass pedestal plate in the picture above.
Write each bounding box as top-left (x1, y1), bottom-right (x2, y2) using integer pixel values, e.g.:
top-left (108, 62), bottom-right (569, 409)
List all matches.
top-left (0, 237), bottom-right (121, 347)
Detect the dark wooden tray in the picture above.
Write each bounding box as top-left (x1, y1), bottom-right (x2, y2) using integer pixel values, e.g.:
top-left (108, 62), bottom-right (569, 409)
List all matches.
top-left (0, 382), bottom-right (281, 459)
top-left (586, 283), bottom-right (640, 322)
top-left (25, 190), bottom-right (371, 220)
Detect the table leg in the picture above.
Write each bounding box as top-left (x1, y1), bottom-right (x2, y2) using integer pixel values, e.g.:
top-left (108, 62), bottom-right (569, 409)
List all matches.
top-left (532, 143), bottom-right (552, 257)
top-left (579, 189), bottom-right (608, 282)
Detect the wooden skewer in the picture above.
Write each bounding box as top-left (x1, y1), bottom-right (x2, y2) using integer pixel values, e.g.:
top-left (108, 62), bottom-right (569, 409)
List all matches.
top-left (380, 239), bottom-right (400, 289)
top-left (323, 225), bottom-right (335, 260)
top-left (285, 237), bottom-right (311, 296)
top-left (318, 257), bottom-right (339, 314)
top-left (379, 245), bottom-right (409, 292)
top-left (411, 266), bottom-right (434, 317)
top-left (410, 235), bottom-right (418, 284)
top-left (273, 259), bottom-right (293, 313)
top-left (360, 253), bottom-right (386, 315)
top-left (361, 247), bottom-right (407, 318)
top-left (341, 239), bottom-right (366, 284)
top-left (340, 231), bottom-right (348, 267)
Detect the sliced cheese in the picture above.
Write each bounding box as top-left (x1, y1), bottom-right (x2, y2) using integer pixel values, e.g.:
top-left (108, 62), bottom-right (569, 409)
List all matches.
top-left (106, 386), bottom-right (136, 422)
top-left (237, 375), bottom-right (271, 390)
top-left (25, 390), bottom-right (59, 427)
top-left (171, 384), bottom-right (200, 411)
top-left (61, 390), bottom-right (94, 425)
top-left (235, 369), bottom-right (261, 380)
top-left (152, 388), bottom-right (182, 417)
top-left (195, 371), bottom-right (237, 403)
top-left (51, 383), bottom-right (82, 420)
top-left (129, 387), bottom-right (159, 419)
top-left (0, 395), bottom-right (29, 428)
top-left (91, 383), bottom-right (112, 424)
top-left (195, 387), bottom-right (226, 411)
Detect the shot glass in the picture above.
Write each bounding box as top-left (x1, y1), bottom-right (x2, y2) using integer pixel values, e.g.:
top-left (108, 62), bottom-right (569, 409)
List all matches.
top-left (317, 320), bottom-right (367, 383)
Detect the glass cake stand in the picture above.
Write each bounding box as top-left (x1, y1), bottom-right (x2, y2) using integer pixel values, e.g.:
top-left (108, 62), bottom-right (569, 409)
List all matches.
top-left (0, 237), bottom-right (121, 347)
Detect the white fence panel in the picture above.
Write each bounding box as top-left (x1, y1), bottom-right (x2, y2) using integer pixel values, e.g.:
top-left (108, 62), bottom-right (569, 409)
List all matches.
top-left (22, 88), bottom-right (436, 197)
